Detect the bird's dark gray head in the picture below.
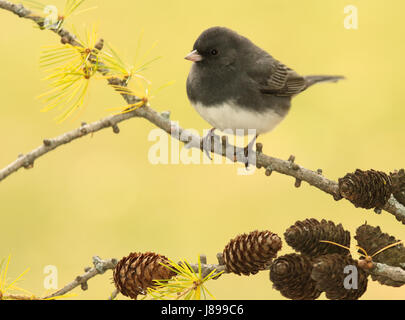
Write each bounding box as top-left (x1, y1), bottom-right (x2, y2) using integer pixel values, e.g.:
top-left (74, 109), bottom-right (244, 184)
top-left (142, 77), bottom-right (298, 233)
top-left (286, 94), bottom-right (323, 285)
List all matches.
top-left (185, 27), bottom-right (249, 67)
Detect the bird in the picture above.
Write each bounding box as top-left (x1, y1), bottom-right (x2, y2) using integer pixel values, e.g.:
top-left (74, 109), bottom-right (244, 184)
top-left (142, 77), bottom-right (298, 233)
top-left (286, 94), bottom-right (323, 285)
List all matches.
top-left (185, 26), bottom-right (344, 164)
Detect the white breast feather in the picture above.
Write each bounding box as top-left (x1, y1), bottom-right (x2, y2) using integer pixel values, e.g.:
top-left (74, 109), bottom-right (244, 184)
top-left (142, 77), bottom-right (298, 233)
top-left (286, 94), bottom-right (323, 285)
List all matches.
top-left (192, 101), bottom-right (284, 135)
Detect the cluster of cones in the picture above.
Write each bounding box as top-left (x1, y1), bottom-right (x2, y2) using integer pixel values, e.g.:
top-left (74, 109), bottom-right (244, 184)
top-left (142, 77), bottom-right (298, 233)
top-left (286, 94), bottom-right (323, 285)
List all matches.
top-left (112, 218), bottom-right (404, 300)
top-left (270, 219), bottom-right (405, 299)
top-left (338, 168), bottom-right (405, 212)
top-left (272, 219), bottom-right (355, 300)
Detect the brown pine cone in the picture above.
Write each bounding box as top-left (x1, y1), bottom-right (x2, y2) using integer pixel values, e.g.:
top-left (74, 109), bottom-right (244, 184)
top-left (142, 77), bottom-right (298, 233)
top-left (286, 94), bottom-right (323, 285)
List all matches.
top-left (113, 252), bottom-right (176, 299)
top-left (284, 218), bottom-right (350, 257)
top-left (223, 230), bottom-right (282, 276)
top-left (391, 169), bottom-right (405, 207)
top-left (270, 253), bottom-right (321, 300)
top-left (311, 253), bottom-right (368, 300)
top-left (355, 223), bottom-right (405, 287)
top-left (338, 169), bottom-right (392, 209)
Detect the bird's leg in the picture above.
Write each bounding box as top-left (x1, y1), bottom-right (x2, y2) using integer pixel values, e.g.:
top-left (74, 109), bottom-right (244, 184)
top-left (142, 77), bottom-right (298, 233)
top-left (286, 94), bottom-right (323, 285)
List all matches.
top-left (201, 128), bottom-right (218, 160)
top-left (243, 134), bottom-right (259, 169)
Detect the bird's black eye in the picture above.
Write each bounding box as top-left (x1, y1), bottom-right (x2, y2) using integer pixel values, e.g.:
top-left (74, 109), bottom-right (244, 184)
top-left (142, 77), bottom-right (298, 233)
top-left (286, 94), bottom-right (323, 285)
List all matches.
top-left (210, 49), bottom-right (218, 56)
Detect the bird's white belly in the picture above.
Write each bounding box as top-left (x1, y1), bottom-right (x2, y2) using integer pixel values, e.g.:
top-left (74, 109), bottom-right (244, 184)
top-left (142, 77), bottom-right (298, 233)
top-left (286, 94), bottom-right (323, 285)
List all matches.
top-left (192, 101), bottom-right (284, 135)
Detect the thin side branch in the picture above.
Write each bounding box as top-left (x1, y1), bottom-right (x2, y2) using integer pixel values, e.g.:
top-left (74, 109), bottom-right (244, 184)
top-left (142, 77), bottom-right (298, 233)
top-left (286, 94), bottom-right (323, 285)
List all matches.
top-left (0, 110), bottom-right (141, 181)
top-left (43, 256), bottom-right (117, 299)
top-left (370, 263), bottom-right (405, 284)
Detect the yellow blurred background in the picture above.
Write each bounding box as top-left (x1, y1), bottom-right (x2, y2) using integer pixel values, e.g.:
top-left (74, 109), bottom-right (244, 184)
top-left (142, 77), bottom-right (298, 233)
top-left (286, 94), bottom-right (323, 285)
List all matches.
top-left (0, 0), bottom-right (404, 300)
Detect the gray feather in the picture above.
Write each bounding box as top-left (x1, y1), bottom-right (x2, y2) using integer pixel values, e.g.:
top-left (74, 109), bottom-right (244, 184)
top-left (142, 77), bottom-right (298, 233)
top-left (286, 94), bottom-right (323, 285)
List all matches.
top-left (304, 75), bottom-right (345, 88)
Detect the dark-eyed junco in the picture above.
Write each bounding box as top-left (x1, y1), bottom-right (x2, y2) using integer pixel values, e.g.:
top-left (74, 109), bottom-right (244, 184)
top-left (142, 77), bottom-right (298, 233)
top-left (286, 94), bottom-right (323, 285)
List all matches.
top-left (185, 26), bottom-right (344, 161)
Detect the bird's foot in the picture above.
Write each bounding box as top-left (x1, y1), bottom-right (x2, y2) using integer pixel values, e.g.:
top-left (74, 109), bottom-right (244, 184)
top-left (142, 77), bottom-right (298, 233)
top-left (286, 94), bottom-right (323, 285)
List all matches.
top-left (242, 135), bottom-right (258, 169)
top-left (200, 128), bottom-right (219, 160)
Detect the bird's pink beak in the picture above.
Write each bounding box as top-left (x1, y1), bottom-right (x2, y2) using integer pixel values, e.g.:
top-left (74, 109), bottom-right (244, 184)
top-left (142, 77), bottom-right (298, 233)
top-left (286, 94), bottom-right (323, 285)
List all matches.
top-left (185, 50), bottom-right (203, 62)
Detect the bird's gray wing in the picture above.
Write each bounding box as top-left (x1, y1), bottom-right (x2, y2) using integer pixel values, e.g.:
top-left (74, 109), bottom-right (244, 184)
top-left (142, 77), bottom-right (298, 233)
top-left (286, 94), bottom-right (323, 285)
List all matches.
top-left (257, 60), bottom-right (307, 96)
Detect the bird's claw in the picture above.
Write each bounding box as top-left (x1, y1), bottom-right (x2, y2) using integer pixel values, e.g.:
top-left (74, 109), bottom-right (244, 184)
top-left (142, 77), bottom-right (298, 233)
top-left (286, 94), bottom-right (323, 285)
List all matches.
top-left (242, 136), bottom-right (258, 169)
top-left (201, 128), bottom-right (219, 160)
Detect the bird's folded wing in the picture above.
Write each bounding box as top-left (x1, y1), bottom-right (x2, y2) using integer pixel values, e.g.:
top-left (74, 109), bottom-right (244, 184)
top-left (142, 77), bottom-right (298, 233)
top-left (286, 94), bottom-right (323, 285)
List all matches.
top-left (260, 61), bottom-right (307, 96)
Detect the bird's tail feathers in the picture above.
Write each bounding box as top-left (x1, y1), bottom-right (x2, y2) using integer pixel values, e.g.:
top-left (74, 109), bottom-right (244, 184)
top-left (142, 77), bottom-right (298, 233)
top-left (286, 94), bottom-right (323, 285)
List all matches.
top-left (304, 75), bottom-right (345, 88)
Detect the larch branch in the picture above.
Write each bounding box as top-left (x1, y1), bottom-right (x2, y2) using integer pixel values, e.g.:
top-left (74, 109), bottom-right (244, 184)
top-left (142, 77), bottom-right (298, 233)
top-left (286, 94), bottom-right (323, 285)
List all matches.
top-left (0, 0), bottom-right (404, 223)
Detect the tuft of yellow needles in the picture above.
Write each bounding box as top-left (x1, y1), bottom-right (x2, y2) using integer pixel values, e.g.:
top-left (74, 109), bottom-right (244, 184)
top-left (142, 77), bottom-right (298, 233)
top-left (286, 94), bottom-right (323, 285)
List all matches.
top-left (146, 256), bottom-right (222, 300)
top-left (38, 25), bottom-right (102, 122)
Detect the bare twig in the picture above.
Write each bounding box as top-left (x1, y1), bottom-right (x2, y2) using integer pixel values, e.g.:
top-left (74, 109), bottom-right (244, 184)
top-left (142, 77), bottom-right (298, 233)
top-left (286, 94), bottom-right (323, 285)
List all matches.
top-left (185, 254), bottom-right (227, 279)
top-left (1, 294), bottom-right (42, 300)
top-left (43, 256), bottom-right (117, 299)
top-left (370, 263), bottom-right (405, 284)
top-left (0, 110), bottom-right (141, 181)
